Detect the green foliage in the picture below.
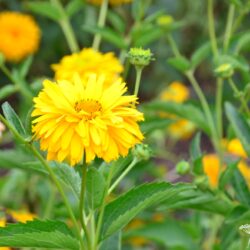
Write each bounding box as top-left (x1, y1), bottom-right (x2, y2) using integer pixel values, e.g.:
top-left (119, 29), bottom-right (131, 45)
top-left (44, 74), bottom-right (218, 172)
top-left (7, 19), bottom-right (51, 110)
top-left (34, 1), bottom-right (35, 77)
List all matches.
top-left (0, 220), bottom-right (79, 249)
top-left (101, 182), bottom-right (194, 239)
top-left (100, 232), bottom-right (121, 250)
top-left (167, 56), bottom-right (191, 73)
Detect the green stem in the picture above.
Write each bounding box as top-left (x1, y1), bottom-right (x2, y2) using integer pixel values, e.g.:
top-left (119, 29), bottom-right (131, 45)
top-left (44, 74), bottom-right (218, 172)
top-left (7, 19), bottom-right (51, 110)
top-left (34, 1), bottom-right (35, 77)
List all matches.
top-left (207, 0), bottom-right (218, 56)
top-left (94, 165), bottom-right (115, 250)
top-left (215, 78), bottom-right (223, 141)
top-left (186, 71), bottom-right (219, 152)
top-left (108, 158), bottom-right (138, 194)
top-left (79, 163), bottom-right (91, 249)
top-left (92, 0), bottom-right (109, 50)
top-left (0, 115), bottom-right (85, 250)
top-left (133, 67), bottom-right (143, 97)
top-left (228, 78), bottom-right (250, 115)
top-left (51, 0), bottom-right (79, 53)
top-left (167, 34), bottom-right (181, 57)
top-left (223, 4), bottom-right (235, 53)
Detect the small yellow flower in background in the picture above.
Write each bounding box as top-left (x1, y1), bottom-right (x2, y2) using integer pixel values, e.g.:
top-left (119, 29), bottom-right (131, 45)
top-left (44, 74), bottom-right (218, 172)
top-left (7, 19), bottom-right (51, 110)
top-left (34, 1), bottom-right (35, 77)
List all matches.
top-left (160, 81), bottom-right (190, 103)
top-left (0, 12), bottom-right (40, 62)
top-left (157, 15), bottom-right (174, 28)
top-left (8, 210), bottom-right (36, 223)
top-left (152, 212), bottom-right (165, 222)
top-left (87, 0), bottom-right (132, 6)
top-left (168, 119), bottom-right (196, 140)
top-left (32, 74), bottom-right (144, 166)
top-left (52, 48), bottom-right (123, 87)
top-left (227, 138), bottom-right (247, 158)
top-left (202, 154), bottom-right (221, 188)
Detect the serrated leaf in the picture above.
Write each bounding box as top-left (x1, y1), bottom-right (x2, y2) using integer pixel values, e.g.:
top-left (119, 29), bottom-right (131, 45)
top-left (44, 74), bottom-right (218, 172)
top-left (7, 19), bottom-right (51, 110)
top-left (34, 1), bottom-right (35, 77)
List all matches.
top-left (86, 167), bottom-right (106, 209)
top-left (0, 85), bottom-right (17, 100)
top-left (143, 101), bottom-right (210, 134)
top-left (25, 1), bottom-right (62, 21)
top-left (82, 25), bottom-right (127, 49)
top-left (225, 102), bottom-right (250, 157)
top-left (101, 182), bottom-right (193, 239)
top-left (168, 56), bottom-right (191, 73)
top-left (191, 43), bottom-right (211, 69)
top-left (2, 102), bottom-right (26, 138)
top-left (0, 220), bottom-right (79, 249)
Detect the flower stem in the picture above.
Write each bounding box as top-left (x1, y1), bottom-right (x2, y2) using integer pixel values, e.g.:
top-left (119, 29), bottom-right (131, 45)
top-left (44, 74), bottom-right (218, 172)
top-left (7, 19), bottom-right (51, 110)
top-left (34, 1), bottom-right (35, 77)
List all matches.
top-left (215, 78), bottom-right (223, 141)
top-left (207, 0), bottom-right (218, 57)
top-left (79, 163), bottom-right (91, 249)
top-left (167, 34), bottom-right (181, 58)
top-left (108, 158), bottom-right (138, 194)
top-left (51, 0), bottom-right (79, 53)
top-left (133, 67), bottom-right (143, 97)
top-left (223, 4), bottom-right (235, 53)
top-left (92, 0), bottom-right (109, 50)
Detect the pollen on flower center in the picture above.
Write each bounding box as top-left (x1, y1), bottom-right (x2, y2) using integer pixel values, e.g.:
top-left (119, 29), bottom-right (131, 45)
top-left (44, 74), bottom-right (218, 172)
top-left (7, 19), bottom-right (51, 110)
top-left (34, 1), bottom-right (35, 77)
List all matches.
top-left (74, 99), bottom-right (102, 119)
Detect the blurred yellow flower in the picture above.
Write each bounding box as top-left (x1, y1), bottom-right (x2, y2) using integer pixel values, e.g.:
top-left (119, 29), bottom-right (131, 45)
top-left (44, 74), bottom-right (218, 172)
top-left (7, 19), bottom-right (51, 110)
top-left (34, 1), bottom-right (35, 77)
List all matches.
top-left (32, 74), bottom-right (144, 166)
top-left (0, 12), bottom-right (40, 62)
top-left (227, 138), bottom-right (247, 158)
top-left (202, 154), bottom-right (221, 188)
top-left (52, 48), bottom-right (123, 87)
top-left (87, 0), bottom-right (132, 5)
top-left (8, 210), bottom-right (36, 223)
top-left (152, 212), bottom-right (165, 222)
top-left (160, 81), bottom-right (190, 103)
top-left (168, 119), bottom-right (196, 140)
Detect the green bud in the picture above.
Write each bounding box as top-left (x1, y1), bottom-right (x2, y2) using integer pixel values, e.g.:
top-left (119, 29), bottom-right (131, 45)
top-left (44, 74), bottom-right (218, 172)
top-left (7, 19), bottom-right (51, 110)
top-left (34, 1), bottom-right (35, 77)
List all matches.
top-left (214, 63), bottom-right (234, 78)
top-left (128, 47), bottom-right (154, 68)
top-left (132, 144), bottom-right (152, 161)
top-left (156, 15), bottom-right (174, 29)
top-left (239, 224), bottom-right (250, 235)
top-left (176, 160), bottom-right (190, 175)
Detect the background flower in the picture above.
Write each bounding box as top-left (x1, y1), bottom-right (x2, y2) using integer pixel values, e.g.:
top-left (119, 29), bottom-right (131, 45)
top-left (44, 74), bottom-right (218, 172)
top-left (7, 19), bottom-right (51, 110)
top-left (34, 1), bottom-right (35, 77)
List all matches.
top-left (0, 12), bottom-right (40, 62)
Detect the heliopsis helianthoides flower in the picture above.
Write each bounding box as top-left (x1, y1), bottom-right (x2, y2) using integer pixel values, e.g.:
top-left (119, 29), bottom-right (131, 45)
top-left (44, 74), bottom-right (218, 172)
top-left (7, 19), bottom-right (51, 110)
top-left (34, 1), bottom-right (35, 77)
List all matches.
top-left (87, 0), bottom-right (132, 6)
top-left (52, 48), bottom-right (123, 87)
top-left (227, 138), bottom-right (247, 158)
top-left (0, 12), bottom-right (40, 62)
top-left (32, 74), bottom-right (144, 166)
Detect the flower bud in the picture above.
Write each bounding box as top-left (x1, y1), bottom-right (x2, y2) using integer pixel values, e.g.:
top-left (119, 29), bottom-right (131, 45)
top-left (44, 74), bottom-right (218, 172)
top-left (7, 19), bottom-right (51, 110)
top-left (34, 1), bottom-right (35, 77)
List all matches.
top-left (176, 160), bottom-right (190, 175)
top-left (132, 144), bottom-right (151, 161)
top-left (156, 15), bottom-right (174, 29)
top-left (214, 63), bottom-right (234, 78)
top-left (128, 48), bottom-right (154, 68)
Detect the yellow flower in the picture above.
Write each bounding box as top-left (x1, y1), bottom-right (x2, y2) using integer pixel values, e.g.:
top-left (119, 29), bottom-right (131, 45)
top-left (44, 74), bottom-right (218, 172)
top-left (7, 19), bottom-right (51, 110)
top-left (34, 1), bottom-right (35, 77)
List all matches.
top-left (32, 74), bottom-right (144, 166)
top-left (202, 154), bottom-right (221, 188)
top-left (87, 0), bottom-right (132, 6)
top-left (167, 119), bottom-right (195, 140)
top-left (227, 138), bottom-right (247, 158)
top-left (52, 48), bottom-right (123, 88)
top-left (160, 81), bottom-right (190, 103)
top-left (0, 12), bottom-right (40, 62)
top-left (8, 210), bottom-right (36, 223)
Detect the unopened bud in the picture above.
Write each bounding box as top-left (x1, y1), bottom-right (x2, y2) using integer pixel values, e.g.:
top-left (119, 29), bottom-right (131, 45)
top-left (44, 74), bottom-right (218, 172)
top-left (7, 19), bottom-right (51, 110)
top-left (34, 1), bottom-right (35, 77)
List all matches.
top-left (157, 15), bottom-right (174, 29)
top-left (176, 160), bottom-right (190, 175)
top-left (214, 63), bottom-right (234, 78)
top-left (128, 48), bottom-right (154, 68)
top-left (132, 144), bottom-right (151, 161)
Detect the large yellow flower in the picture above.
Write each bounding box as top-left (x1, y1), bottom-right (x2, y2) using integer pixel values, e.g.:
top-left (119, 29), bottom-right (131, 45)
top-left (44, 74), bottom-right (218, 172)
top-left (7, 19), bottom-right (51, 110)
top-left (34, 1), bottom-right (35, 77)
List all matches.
top-left (52, 48), bottom-right (123, 87)
top-left (0, 12), bottom-right (40, 62)
top-left (88, 0), bottom-right (132, 6)
top-left (32, 74), bottom-right (144, 165)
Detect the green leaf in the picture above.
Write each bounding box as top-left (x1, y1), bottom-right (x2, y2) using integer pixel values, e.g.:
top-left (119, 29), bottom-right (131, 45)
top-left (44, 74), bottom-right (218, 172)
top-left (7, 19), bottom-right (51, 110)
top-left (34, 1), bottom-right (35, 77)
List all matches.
top-left (0, 85), bottom-right (17, 100)
top-left (140, 116), bottom-right (172, 134)
top-left (65, 0), bottom-right (85, 17)
top-left (18, 55), bottom-right (33, 79)
top-left (25, 1), bottom-right (62, 21)
top-left (234, 32), bottom-right (250, 54)
top-left (191, 43), bottom-right (211, 69)
top-left (225, 102), bottom-right (250, 157)
top-left (168, 56), bottom-right (191, 73)
top-left (101, 182), bottom-right (193, 239)
top-left (0, 220), bottom-right (79, 249)
top-left (2, 102), bottom-right (26, 138)
top-left (107, 11), bottom-right (125, 34)
top-left (190, 132), bottom-right (203, 175)
top-left (219, 161), bottom-right (238, 190)
top-left (82, 25), bottom-right (127, 49)
top-left (124, 220), bottom-right (198, 250)
top-left (86, 167), bottom-right (106, 209)
top-left (100, 232), bottom-right (121, 250)
top-left (143, 101), bottom-right (210, 134)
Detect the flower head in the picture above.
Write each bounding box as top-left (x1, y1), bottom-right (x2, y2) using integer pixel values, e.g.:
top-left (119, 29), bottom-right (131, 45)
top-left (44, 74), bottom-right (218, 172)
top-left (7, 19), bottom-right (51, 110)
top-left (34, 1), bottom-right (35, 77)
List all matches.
top-left (168, 119), bottom-right (195, 140)
top-left (87, 0), bottom-right (132, 6)
top-left (128, 48), bottom-right (154, 68)
top-left (0, 12), bottom-right (40, 62)
top-left (52, 48), bottom-right (123, 87)
top-left (32, 74), bottom-right (144, 166)
top-left (227, 138), bottom-right (247, 158)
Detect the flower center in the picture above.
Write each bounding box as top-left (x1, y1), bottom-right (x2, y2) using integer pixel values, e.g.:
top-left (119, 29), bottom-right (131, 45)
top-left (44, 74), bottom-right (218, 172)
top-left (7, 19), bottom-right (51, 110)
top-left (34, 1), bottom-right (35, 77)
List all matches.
top-left (74, 99), bottom-right (102, 119)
